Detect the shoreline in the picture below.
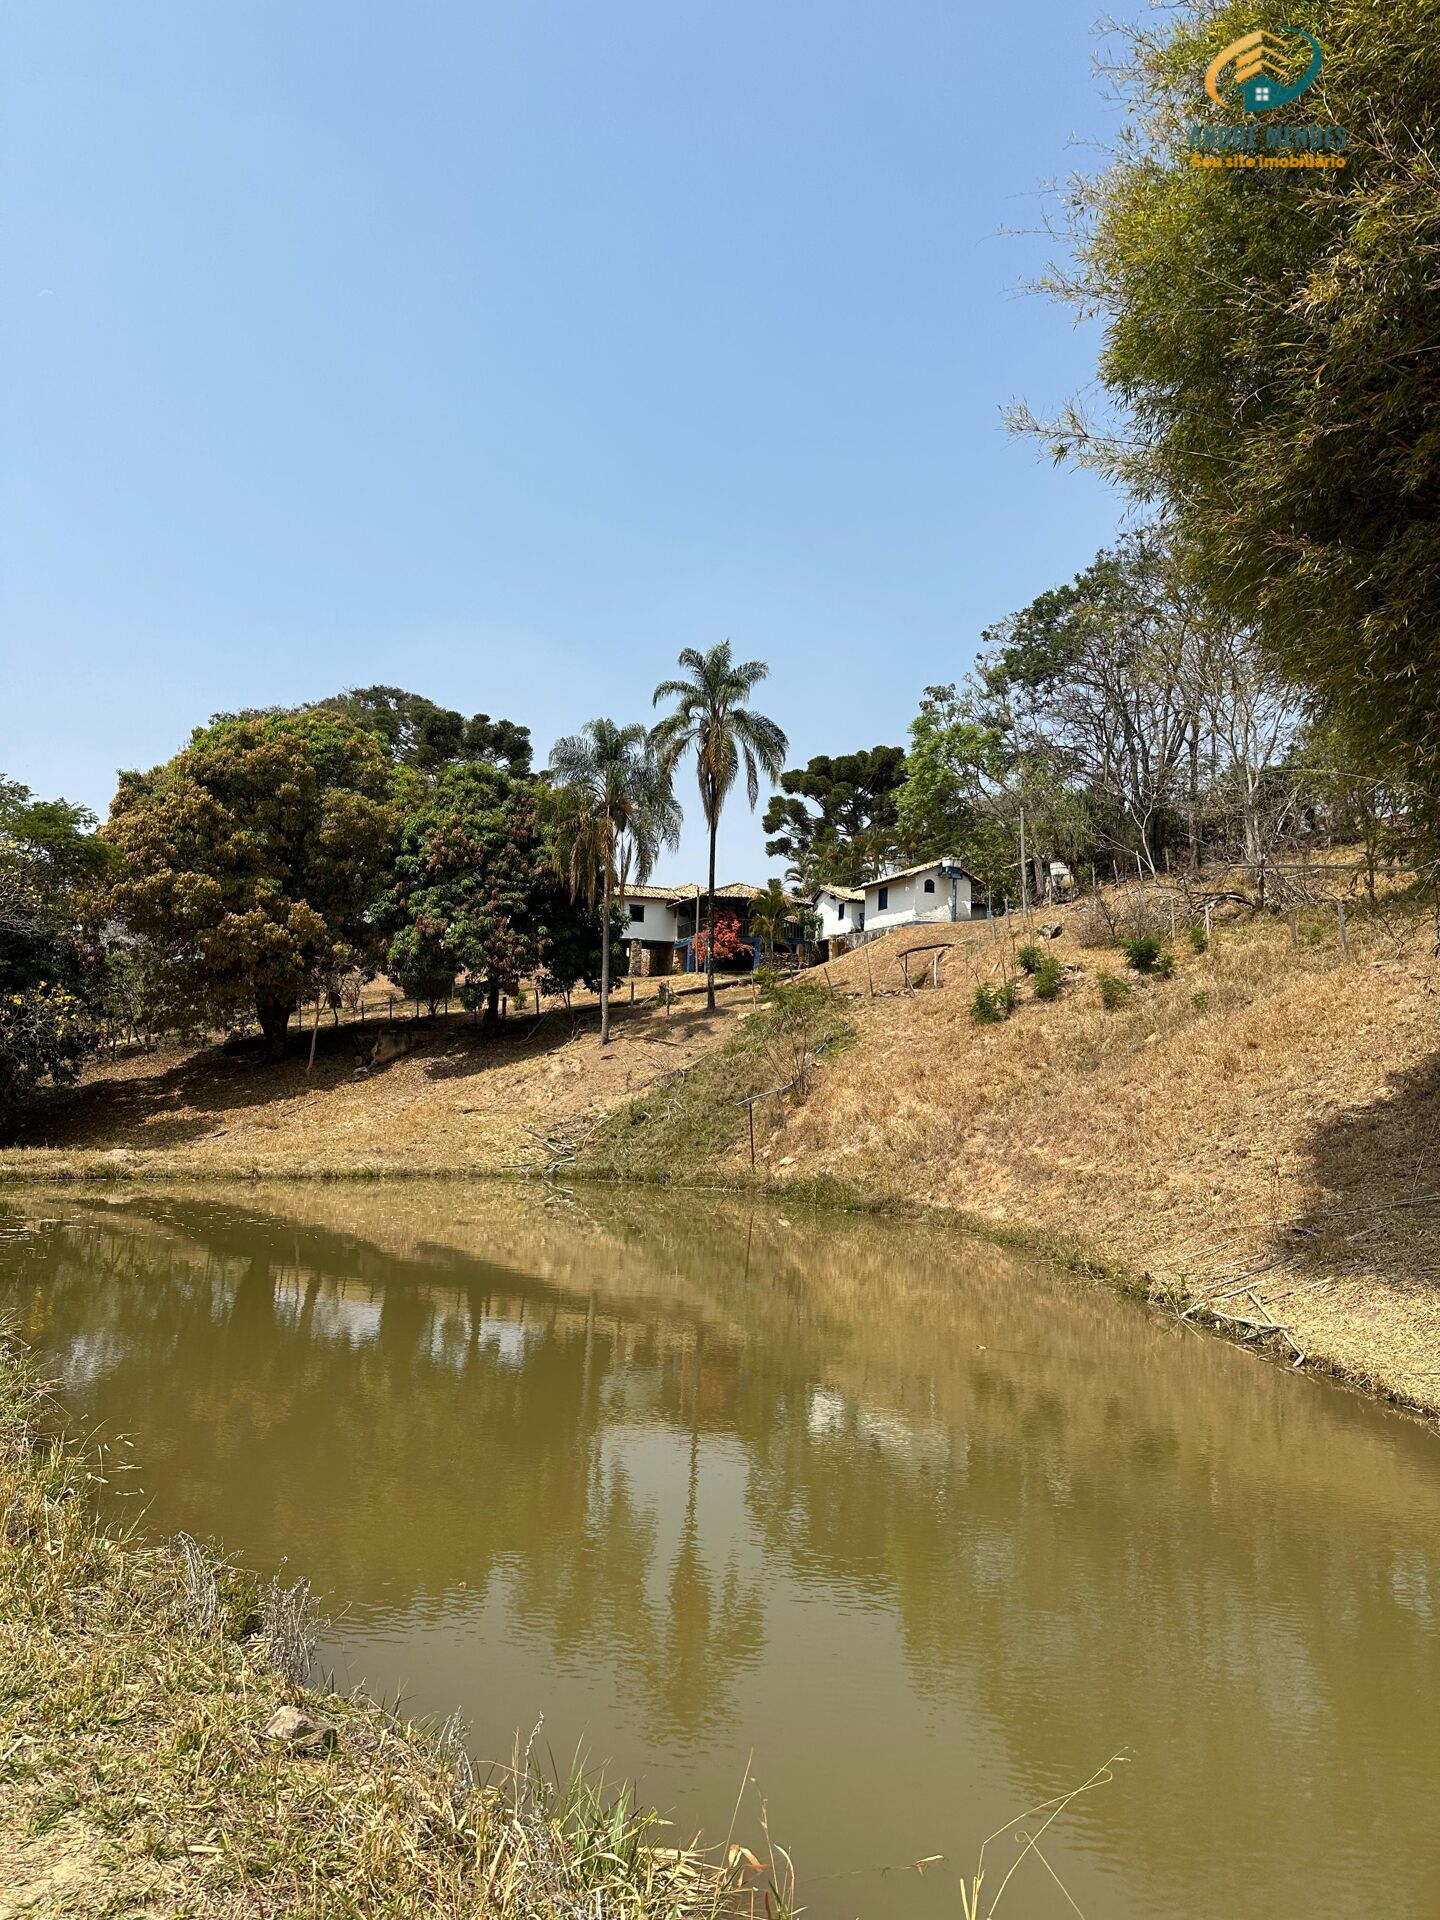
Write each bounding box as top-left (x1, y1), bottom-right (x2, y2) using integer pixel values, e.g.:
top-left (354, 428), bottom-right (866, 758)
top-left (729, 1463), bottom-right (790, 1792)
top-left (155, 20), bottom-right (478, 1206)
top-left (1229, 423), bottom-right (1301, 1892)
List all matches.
top-left (0, 1333), bottom-right (784, 1919)
top-left (4, 898), bottom-right (1439, 1426)
top-left (3, 1159), bottom-right (1437, 1428)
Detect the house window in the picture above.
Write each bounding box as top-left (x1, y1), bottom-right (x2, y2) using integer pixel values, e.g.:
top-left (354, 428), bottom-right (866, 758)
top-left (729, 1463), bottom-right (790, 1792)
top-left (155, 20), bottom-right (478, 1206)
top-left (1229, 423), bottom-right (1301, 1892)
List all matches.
top-left (837, 902), bottom-right (846, 921)
top-left (629, 904), bottom-right (645, 924)
top-left (923, 878), bottom-right (935, 894)
top-left (877, 887), bottom-right (889, 911)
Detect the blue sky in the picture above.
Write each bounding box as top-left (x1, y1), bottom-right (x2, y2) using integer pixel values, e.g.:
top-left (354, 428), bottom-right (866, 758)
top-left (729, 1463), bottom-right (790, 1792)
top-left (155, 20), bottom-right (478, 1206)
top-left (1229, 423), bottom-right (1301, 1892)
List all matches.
top-left (2, 0), bottom-right (1128, 883)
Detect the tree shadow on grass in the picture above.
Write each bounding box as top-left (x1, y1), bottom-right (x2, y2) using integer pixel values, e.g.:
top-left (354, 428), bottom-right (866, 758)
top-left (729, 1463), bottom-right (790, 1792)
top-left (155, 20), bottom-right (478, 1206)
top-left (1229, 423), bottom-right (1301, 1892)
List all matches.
top-left (2, 1022), bottom-right (414, 1150)
top-left (421, 1000), bottom-right (725, 1083)
top-left (1279, 1049), bottom-right (1440, 1291)
top-left (3, 993), bottom-right (741, 1151)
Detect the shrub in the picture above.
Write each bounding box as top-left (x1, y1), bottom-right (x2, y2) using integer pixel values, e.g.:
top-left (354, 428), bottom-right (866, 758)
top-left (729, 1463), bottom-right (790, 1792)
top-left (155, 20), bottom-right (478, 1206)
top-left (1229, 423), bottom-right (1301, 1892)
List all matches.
top-left (1153, 949), bottom-right (1176, 980)
top-left (1097, 971), bottom-right (1131, 1012)
top-left (1016, 942), bottom-right (1043, 974)
top-left (1120, 933), bottom-right (1168, 974)
top-left (1073, 885), bottom-right (1173, 950)
top-left (1032, 955), bottom-right (1065, 1001)
top-left (756, 976), bottom-right (836, 1089)
top-left (972, 980), bottom-right (1019, 1024)
top-left (1186, 922), bottom-right (1209, 955)
top-left (1191, 990), bottom-right (1209, 1013)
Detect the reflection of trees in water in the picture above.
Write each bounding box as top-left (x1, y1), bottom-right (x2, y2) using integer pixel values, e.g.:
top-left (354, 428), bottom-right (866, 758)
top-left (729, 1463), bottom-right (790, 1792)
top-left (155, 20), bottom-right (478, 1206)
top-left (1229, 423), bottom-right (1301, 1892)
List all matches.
top-left (5, 1195), bottom-right (1440, 1914)
top-left (0, 1206), bottom-right (771, 1743)
top-left (746, 1360), bottom-right (1440, 1903)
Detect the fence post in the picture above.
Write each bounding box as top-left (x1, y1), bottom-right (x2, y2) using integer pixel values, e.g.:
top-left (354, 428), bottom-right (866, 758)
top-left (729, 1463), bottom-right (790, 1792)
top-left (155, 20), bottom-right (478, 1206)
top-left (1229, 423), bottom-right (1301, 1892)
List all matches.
top-left (748, 1102), bottom-right (756, 1168)
top-left (1204, 901), bottom-right (1212, 943)
top-left (1337, 899), bottom-right (1349, 958)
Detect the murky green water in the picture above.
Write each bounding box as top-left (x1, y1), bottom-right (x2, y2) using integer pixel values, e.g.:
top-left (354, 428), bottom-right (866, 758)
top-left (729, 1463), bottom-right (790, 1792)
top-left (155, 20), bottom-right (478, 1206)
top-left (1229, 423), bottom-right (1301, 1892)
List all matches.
top-left (2, 1185), bottom-right (1438, 1917)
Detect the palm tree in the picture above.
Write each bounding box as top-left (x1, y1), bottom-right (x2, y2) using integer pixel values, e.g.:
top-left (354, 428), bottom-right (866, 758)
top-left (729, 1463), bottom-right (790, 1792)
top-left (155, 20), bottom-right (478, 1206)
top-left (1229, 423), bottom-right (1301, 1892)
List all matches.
top-left (651, 644), bottom-right (788, 1011)
top-left (548, 719), bottom-right (681, 1045)
top-left (750, 879), bottom-right (792, 967)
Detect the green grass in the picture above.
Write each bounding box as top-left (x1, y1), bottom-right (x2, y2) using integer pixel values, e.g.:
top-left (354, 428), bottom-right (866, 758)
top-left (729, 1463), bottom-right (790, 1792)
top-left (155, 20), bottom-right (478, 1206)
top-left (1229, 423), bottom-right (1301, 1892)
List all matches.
top-left (1097, 970), bottom-right (1132, 1012)
top-left (580, 990), bottom-right (854, 1183)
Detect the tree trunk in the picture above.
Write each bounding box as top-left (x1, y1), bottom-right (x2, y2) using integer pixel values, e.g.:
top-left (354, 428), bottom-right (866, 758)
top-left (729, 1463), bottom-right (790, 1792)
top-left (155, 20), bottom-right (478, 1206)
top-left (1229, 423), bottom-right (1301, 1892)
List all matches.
top-left (486, 978), bottom-right (500, 1024)
top-left (600, 866), bottom-right (612, 1045)
top-left (705, 819), bottom-right (718, 1013)
top-left (256, 1000), bottom-right (293, 1062)
top-left (1187, 716), bottom-right (1201, 874)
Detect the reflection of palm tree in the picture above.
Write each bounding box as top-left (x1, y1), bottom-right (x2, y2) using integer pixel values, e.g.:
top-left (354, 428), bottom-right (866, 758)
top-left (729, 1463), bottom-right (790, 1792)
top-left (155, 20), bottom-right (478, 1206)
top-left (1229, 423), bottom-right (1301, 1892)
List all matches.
top-left (230, 1252), bottom-right (278, 1330)
top-left (642, 1427), bottom-right (765, 1743)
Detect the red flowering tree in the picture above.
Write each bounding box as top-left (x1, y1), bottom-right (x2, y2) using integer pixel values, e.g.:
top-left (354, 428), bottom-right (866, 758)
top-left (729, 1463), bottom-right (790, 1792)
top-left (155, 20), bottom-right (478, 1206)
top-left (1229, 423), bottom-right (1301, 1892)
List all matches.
top-left (692, 911), bottom-right (746, 968)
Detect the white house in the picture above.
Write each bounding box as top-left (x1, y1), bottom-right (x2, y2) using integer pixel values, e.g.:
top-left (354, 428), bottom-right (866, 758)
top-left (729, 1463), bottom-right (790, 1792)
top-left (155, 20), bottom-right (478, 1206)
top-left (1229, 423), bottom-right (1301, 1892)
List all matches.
top-left (811, 885), bottom-right (864, 946)
top-left (861, 857), bottom-right (984, 933)
top-left (613, 881), bottom-right (773, 974)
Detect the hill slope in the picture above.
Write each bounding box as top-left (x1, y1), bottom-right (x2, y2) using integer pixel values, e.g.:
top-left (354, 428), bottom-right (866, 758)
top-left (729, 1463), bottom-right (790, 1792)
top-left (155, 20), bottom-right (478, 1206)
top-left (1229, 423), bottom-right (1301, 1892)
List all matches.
top-left (4, 892), bottom-right (1438, 1413)
top-left (582, 898), bottom-right (1440, 1414)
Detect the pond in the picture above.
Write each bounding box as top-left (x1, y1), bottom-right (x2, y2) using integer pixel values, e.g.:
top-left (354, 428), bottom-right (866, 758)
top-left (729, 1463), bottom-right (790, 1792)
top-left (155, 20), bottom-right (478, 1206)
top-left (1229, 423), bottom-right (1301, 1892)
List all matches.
top-left (2, 1184), bottom-right (1438, 1918)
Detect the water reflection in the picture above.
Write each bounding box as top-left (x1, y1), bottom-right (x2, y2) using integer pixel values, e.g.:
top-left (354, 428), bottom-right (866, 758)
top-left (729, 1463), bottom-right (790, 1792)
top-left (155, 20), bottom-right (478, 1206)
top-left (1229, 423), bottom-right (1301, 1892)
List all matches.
top-left (2, 1186), bottom-right (1439, 1919)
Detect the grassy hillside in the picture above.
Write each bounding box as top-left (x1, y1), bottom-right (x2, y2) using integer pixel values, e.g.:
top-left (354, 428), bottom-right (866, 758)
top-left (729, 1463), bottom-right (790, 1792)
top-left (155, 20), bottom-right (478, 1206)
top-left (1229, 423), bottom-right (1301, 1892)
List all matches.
top-left (3, 882), bottom-right (1438, 1415)
top-left (0, 985), bottom-right (753, 1183)
top-left (581, 890), bottom-right (1440, 1414)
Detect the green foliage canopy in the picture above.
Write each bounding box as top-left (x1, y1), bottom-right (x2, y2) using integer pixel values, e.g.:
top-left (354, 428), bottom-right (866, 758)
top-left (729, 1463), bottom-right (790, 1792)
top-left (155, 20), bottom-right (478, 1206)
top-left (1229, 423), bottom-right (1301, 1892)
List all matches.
top-left (0, 779), bottom-right (108, 1100)
top-left (1034, 0), bottom-right (1440, 810)
top-left (762, 746), bottom-right (906, 891)
top-left (384, 764), bottom-right (608, 1015)
top-left (313, 686), bottom-right (534, 775)
top-left (104, 710), bottom-right (403, 1054)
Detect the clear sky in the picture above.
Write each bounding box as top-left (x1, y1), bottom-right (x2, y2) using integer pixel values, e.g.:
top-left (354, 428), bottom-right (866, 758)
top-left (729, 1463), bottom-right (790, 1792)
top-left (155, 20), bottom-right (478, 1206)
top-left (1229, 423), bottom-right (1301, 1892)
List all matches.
top-left (2, 0), bottom-right (1128, 884)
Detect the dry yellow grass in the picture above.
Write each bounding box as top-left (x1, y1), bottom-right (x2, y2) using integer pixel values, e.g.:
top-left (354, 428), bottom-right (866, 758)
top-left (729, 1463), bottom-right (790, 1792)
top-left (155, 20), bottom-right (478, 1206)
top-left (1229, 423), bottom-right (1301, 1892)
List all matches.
top-left (0, 1335), bottom-right (790, 1919)
top-left (0, 990), bottom-right (750, 1183)
top-left (756, 897), bottom-right (1440, 1413)
top-left (4, 889), bottom-right (1438, 1416)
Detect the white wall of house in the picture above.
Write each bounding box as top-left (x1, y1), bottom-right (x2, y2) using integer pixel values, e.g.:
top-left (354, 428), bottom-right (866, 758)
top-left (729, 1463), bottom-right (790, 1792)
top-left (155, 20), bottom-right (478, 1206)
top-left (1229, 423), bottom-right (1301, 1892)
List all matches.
top-left (618, 896), bottom-right (681, 944)
top-left (862, 864), bottom-right (975, 932)
top-left (813, 890), bottom-right (863, 941)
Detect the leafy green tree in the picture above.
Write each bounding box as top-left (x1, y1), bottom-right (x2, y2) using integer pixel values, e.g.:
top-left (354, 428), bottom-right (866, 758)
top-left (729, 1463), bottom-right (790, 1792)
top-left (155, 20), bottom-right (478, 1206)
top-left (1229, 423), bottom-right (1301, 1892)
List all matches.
top-left (104, 711), bottom-right (403, 1057)
top-left (0, 780), bottom-right (112, 890)
top-left (548, 720), bottom-right (681, 1044)
top-left (310, 686), bottom-right (534, 774)
top-left (896, 687), bottom-right (1012, 877)
top-left (651, 644), bottom-right (788, 1013)
top-left (1021, 0), bottom-right (1440, 819)
top-left (384, 763), bottom-right (605, 1020)
top-left (977, 534), bottom-right (1199, 871)
top-left (0, 780), bottom-right (109, 1099)
top-left (762, 746), bottom-right (906, 891)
